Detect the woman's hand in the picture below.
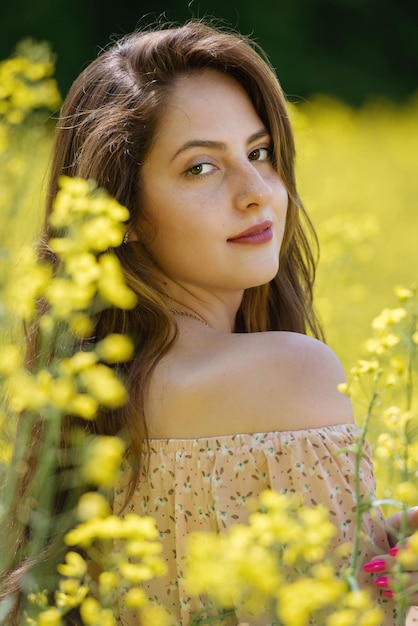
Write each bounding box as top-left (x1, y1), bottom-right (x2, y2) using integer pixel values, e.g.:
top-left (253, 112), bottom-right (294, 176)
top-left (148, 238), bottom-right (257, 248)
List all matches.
top-left (385, 507), bottom-right (418, 549)
top-left (363, 507), bottom-right (418, 605)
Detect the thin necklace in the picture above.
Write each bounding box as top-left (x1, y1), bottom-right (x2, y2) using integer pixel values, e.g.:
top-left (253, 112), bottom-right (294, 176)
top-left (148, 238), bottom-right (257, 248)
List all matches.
top-left (169, 308), bottom-right (210, 328)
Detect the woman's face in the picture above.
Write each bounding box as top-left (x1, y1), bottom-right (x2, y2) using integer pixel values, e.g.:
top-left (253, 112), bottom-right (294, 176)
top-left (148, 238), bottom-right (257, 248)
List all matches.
top-left (138, 70), bottom-right (288, 300)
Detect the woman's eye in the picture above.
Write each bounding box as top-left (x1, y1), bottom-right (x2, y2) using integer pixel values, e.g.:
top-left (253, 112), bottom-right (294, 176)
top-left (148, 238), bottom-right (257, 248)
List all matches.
top-left (186, 163), bottom-right (214, 177)
top-left (248, 147), bottom-right (270, 162)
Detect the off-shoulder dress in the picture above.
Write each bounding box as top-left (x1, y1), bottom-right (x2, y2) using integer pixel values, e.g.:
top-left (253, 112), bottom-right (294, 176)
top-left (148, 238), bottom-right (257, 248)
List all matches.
top-left (114, 424), bottom-right (398, 625)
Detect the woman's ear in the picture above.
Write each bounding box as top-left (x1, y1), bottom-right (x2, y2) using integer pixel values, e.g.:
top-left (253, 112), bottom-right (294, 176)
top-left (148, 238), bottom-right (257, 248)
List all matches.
top-left (124, 227), bottom-right (139, 244)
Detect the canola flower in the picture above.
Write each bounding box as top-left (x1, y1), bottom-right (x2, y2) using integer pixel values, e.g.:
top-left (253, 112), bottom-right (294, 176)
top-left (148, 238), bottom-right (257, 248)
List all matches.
top-left (0, 176), bottom-right (139, 623)
top-left (0, 37), bottom-right (61, 226)
top-left (3, 177), bottom-right (137, 419)
top-left (0, 39), bottom-right (63, 423)
top-left (338, 285), bottom-right (418, 624)
top-left (185, 490), bottom-right (382, 626)
top-left (0, 46), bottom-right (171, 625)
top-left (0, 38), bottom-right (61, 127)
top-left (31, 494), bottom-right (170, 626)
top-left (292, 95), bottom-right (418, 371)
top-left (0, 42), bottom-right (417, 626)
top-left (363, 287), bottom-right (417, 511)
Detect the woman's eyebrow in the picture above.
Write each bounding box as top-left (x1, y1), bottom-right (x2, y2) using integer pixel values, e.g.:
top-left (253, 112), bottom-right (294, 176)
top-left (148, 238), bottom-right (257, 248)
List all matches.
top-left (170, 128), bottom-right (270, 162)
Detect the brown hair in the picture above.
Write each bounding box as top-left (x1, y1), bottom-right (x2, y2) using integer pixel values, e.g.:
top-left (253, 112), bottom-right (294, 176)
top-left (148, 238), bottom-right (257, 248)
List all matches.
top-left (38, 19), bottom-right (322, 469)
top-left (3, 20), bottom-right (323, 621)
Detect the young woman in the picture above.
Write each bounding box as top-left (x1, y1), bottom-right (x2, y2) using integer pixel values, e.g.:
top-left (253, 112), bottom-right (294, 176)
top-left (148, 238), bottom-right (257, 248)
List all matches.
top-left (4, 19), bottom-right (418, 626)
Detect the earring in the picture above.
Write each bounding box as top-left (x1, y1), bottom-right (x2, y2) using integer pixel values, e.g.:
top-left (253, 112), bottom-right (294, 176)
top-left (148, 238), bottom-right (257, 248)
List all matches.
top-left (123, 230), bottom-right (129, 244)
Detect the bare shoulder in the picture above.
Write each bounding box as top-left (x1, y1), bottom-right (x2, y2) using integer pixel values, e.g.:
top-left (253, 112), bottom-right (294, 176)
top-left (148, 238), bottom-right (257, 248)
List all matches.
top-left (263, 331), bottom-right (349, 390)
top-left (146, 330), bottom-right (354, 438)
top-left (232, 331), bottom-right (354, 430)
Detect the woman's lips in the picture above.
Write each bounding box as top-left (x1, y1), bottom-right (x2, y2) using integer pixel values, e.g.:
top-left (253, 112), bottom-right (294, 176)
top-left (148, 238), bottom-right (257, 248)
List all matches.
top-left (228, 220), bottom-right (273, 244)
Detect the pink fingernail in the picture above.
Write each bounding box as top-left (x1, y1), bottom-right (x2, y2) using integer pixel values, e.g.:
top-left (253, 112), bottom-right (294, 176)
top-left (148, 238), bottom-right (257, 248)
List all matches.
top-left (374, 576), bottom-right (389, 588)
top-left (388, 546), bottom-right (399, 557)
top-left (383, 590), bottom-right (394, 598)
top-left (363, 559), bottom-right (386, 573)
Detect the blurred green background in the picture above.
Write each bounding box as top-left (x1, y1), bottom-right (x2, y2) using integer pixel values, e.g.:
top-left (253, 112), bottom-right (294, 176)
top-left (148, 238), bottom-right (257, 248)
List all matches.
top-left (1, 0), bottom-right (417, 105)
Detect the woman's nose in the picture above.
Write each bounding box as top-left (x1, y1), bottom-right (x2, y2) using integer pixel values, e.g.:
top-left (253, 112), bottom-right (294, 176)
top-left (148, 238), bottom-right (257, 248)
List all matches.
top-left (233, 163), bottom-right (273, 211)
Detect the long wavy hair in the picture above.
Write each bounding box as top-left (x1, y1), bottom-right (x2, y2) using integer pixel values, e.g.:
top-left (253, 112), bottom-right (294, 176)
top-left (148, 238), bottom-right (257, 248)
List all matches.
top-left (3, 20), bottom-right (323, 622)
top-left (37, 17), bottom-right (321, 446)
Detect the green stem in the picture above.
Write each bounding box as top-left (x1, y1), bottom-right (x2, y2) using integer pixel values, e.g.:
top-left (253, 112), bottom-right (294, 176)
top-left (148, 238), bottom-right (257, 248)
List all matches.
top-left (405, 306), bottom-right (416, 412)
top-left (350, 373), bottom-right (381, 580)
top-left (25, 407), bottom-right (62, 560)
top-left (394, 295), bottom-right (416, 626)
top-left (0, 408), bottom-right (37, 573)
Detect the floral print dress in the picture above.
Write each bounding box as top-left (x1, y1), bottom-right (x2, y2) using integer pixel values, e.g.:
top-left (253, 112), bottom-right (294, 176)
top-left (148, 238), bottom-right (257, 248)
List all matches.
top-left (114, 424), bottom-right (398, 625)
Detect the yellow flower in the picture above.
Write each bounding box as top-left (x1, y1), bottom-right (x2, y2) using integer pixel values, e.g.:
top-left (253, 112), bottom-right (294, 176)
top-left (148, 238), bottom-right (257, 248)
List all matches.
top-left (337, 382), bottom-right (350, 395)
top-left (0, 344), bottom-right (23, 375)
top-left (297, 507), bottom-right (336, 560)
top-left (65, 252), bottom-right (101, 285)
top-left (344, 589), bottom-right (375, 610)
top-left (60, 351), bottom-right (98, 375)
top-left (380, 332), bottom-right (401, 349)
top-left (11, 247), bottom-right (52, 319)
top-left (48, 377), bottom-right (76, 409)
top-left (55, 581), bottom-right (89, 609)
top-left (394, 285), bottom-right (414, 302)
top-left (36, 608), bottom-right (62, 626)
top-left (79, 216), bottom-right (125, 251)
top-left (82, 436), bottom-right (125, 487)
top-left (79, 597), bottom-right (101, 625)
top-left (327, 609), bottom-right (358, 626)
top-left (122, 514), bottom-right (161, 541)
top-left (137, 603), bottom-right (172, 626)
top-left (326, 590), bottom-right (383, 626)
top-left (385, 373), bottom-right (399, 388)
top-left (6, 369), bottom-right (49, 411)
top-left (126, 538), bottom-right (163, 558)
top-left (79, 364), bottom-right (127, 409)
top-left (46, 279), bottom-right (95, 318)
top-left (119, 561), bottom-right (163, 584)
top-left (335, 542), bottom-right (354, 560)
top-left (57, 175), bottom-right (91, 197)
top-left (358, 608), bottom-right (385, 626)
top-left (98, 254), bottom-right (137, 309)
top-left (383, 406), bottom-right (411, 431)
top-left (98, 571), bottom-right (119, 595)
top-left (65, 519), bottom-right (105, 548)
top-left (356, 359), bottom-right (380, 374)
top-left (393, 482), bottom-right (418, 506)
top-left (124, 587), bottom-right (147, 608)
top-left (69, 314), bottom-right (94, 338)
top-left (57, 551), bottom-right (87, 579)
top-left (276, 577), bottom-right (345, 624)
top-left (0, 44), bottom-right (61, 126)
top-left (68, 394), bottom-right (99, 420)
top-left (371, 307), bottom-right (407, 330)
top-left (96, 334), bottom-right (134, 363)
top-left (77, 492), bottom-right (111, 521)
top-left (58, 578), bottom-right (84, 596)
top-left (365, 338), bottom-right (385, 355)
top-left (409, 531), bottom-right (418, 554)
top-left (27, 590), bottom-right (48, 609)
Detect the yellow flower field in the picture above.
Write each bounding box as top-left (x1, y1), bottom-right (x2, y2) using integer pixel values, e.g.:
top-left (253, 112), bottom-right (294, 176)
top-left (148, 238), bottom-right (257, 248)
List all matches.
top-left (288, 95), bottom-right (418, 367)
top-left (2, 61), bottom-right (417, 372)
top-left (0, 40), bottom-right (417, 625)
top-left (1, 38), bottom-right (417, 501)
